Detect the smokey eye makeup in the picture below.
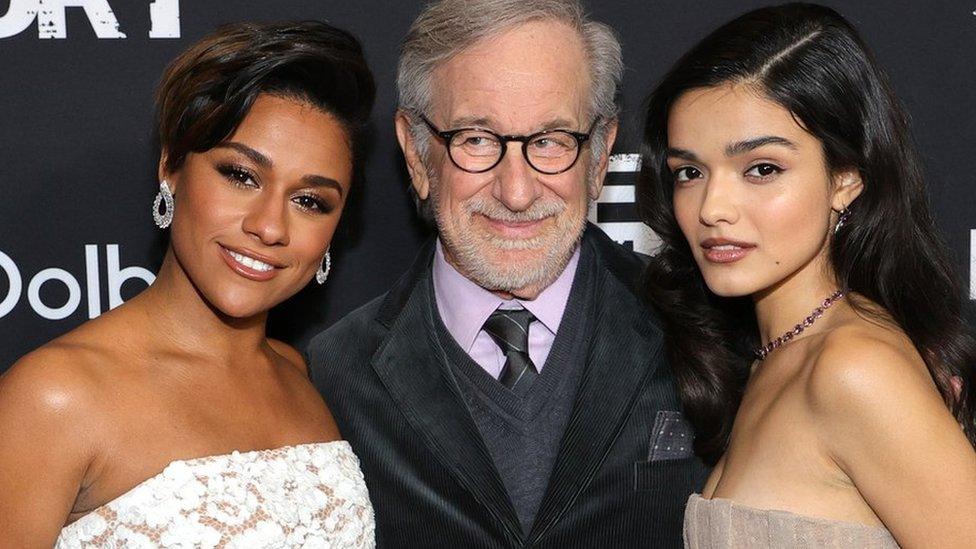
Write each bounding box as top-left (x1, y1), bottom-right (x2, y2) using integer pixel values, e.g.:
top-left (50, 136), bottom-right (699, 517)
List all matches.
top-left (212, 157), bottom-right (339, 215)
top-left (291, 192), bottom-right (334, 214)
top-left (216, 162), bottom-right (258, 189)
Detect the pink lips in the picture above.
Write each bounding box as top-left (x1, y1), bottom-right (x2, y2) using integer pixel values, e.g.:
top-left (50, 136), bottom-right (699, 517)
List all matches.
top-left (218, 245), bottom-right (283, 281)
top-left (700, 237), bottom-right (756, 264)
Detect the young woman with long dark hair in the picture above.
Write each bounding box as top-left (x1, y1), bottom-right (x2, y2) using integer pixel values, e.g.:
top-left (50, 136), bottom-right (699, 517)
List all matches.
top-left (637, 3), bottom-right (976, 547)
top-left (0, 21), bottom-right (376, 546)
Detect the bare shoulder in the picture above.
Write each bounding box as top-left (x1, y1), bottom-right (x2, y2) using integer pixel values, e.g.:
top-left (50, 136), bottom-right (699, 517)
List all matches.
top-left (806, 320), bottom-right (937, 416)
top-left (267, 339), bottom-right (308, 377)
top-left (0, 336), bottom-right (122, 542)
top-left (1, 340), bottom-right (109, 422)
top-left (797, 311), bottom-right (976, 547)
top-left (802, 318), bottom-right (956, 471)
top-left (1, 305), bottom-right (150, 420)
top-left (0, 340), bottom-right (111, 478)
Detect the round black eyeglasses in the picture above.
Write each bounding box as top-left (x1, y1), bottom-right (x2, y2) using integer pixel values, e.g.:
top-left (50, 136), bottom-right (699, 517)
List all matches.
top-left (421, 116), bottom-right (599, 175)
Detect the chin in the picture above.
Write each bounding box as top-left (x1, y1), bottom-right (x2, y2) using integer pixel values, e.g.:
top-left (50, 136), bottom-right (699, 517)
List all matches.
top-left (205, 288), bottom-right (278, 319)
top-left (699, 272), bottom-right (763, 298)
top-left (213, 300), bottom-right (266, 319)
top-left (705, 285), bottom-right (751, 298)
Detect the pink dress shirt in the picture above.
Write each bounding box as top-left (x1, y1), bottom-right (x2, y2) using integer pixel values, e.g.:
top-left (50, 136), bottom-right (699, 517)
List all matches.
top-left (432, 239), bottom-right (580, 379)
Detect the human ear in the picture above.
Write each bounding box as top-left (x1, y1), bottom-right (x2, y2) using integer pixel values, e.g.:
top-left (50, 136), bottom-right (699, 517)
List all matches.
top-left (830, 167), bottom-right (863, 211)
top-left (588, 119), bottom-right (619, 200)
top-left (157, 152), bottom-right (178, 194)
top-left (394, 110), bottom-right (431, 201)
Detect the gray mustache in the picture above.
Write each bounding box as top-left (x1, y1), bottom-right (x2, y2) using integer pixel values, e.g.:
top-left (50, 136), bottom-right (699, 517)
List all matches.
top-left (464, 197), bottom-right (566, 223)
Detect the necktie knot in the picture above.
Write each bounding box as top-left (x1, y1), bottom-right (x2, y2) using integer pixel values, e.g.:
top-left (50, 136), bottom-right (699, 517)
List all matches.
top-left (483, 308), bottom-right (537, 390)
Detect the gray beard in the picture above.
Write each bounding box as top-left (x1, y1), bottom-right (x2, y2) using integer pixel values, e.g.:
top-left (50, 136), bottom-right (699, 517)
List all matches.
top-left (433, 190), bottom-right (587, 295)
top-left (426, 151), bottom-right (599, 295)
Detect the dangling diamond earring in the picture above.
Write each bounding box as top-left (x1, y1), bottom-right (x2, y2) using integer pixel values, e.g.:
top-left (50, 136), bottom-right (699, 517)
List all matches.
top-left (153, 180), bottom-right (175, 229)
top-left (833, 207), bottom-right (851, 234)
top-left (316, 249), bottom-right (332, 285)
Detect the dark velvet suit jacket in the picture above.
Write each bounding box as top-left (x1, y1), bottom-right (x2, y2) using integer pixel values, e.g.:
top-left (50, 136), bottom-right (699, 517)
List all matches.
top-left (307, 225), bottom-right (709, 547)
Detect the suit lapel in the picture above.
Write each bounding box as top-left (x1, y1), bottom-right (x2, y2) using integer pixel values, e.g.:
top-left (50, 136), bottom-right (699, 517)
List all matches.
top-left (528, 232), bottom-right (665, 543)
top-left (370, 244), bottom-right (523, 542)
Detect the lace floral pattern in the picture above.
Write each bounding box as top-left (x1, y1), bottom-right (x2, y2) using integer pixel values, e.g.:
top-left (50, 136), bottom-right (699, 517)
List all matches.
top-left (56, 441), bottom-right (375, 548)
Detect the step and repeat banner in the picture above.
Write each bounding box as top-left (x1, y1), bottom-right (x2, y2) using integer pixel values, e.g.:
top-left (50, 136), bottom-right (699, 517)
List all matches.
top-left (1, 1), bottom-right (974, 370)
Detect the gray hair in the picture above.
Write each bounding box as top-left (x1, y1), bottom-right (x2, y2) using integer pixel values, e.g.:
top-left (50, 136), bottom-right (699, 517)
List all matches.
top-left (398, 0), bottom-right (623, 170)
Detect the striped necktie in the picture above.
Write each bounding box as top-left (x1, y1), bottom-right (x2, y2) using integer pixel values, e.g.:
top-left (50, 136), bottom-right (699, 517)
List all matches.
top-left (483, 308), bottom-right (537, 390)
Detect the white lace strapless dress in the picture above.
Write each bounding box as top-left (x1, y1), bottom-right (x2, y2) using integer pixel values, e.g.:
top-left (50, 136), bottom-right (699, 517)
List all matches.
top-left (56, 441), bottom-right (374, 548)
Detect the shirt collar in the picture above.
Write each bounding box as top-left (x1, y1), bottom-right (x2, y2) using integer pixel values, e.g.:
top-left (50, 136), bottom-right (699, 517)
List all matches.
top-left (432, 238), bottom-right (580, 353)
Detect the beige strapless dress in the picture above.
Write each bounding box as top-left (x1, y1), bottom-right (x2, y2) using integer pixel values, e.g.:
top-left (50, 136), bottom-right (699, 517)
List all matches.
top-left (684, 494), bottom-right (900, 548)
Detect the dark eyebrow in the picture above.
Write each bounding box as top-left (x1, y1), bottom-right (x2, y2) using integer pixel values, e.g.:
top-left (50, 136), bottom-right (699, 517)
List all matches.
top-left (726, 136), bottom-right (798, 156)
top-left (216, 141), bottom-right (343, 198)
top-left (666, 147), bottom-right (701, 162)
top-left (302, 175), bottom-right (344, 198)
top-left (214, 142), bottom-right (273, 169)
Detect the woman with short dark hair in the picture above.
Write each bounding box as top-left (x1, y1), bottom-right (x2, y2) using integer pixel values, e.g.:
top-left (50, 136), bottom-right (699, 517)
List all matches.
top-left (637, 3), bottom-right (976, 547)
top-left (0, 21), bottom-right (376, 547)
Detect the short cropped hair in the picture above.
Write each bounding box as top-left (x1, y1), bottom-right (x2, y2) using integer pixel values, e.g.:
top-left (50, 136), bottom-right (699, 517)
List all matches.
top-left (156, 21), bottom-right (376, 173)
top-left (397, 0), bottom-right (621, 126)
top-left (397, 0), bottom-right (622, 221)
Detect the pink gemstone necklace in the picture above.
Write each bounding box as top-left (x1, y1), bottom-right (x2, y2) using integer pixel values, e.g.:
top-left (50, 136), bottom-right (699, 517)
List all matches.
top-left (754, 289), bottom-right (847, 361)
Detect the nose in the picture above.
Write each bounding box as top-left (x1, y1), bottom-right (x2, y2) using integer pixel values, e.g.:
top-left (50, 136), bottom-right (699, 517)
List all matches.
top-left (492, 142), bottom-right (542, 212)
top-left (241, 192), bottom-right (289, 246)
top-left (698, 172), bottom-right (739, 226)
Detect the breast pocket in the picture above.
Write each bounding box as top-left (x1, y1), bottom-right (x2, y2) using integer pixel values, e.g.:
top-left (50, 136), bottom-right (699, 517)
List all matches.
top-left (633, 456), bottom-right (701, 492)
top-left (646, 410), bottom-right (695, 461)
top-left (633, 410), bottom-right (702, 493)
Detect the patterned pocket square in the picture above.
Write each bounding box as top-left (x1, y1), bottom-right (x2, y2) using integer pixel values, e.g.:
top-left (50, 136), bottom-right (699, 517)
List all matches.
top-left (647, 410), bottom-right (694, 461)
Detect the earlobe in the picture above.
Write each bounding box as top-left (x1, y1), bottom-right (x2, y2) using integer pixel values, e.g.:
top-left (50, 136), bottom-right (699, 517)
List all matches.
top-left (588, 176), bottom-right (602, 200)
top-left (394, 111), bottom-right (431, 200)
top-left (157, 152), bottom-right (177, 195)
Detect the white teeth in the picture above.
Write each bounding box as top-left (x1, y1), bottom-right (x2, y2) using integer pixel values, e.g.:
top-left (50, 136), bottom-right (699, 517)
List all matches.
top-left (228, 250), bottom-right (274, 272)
top-left (712, 244), bottom-right (741, 250)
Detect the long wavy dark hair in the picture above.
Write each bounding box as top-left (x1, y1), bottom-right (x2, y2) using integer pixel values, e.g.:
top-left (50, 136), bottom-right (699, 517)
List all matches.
top-left (637, 3), bottom-right (976, 465)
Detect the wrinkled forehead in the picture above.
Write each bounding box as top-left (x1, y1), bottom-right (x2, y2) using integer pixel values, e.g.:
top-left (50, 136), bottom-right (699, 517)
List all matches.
top-left (428, 20), bottom-right (591, 132)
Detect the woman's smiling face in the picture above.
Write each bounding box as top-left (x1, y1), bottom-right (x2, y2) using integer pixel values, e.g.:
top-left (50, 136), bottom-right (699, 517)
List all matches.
top-left (164, 94), bottom-right (353, 318)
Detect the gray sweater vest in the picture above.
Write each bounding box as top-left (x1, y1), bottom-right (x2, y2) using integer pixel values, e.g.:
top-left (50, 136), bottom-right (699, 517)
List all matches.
top-left (430, 249), bottom-right (595, 532)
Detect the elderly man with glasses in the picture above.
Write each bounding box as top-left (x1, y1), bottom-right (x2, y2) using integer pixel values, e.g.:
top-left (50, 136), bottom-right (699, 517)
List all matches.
top-left (307, 0), bottom-right (708, 546)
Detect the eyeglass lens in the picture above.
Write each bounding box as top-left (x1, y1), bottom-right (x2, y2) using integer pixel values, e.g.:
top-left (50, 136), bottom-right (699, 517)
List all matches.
top-left (448, 129), bottom-right (580, 174)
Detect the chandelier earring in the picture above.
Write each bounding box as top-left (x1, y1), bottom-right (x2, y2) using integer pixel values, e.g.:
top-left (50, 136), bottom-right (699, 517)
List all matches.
top-left (833, 206), bottom-right (851, 234)
top-left (152, 180), bottom-right (175, 229)
top-left (316, 249), bottom-right (332, 285)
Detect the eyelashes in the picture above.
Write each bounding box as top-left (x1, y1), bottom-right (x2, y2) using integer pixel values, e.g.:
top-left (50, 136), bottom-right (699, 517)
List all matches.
top-left (293, 194), bottom-right (333, 214)
top-left (744, 163), bottom-right (783, 180)
top-left (670, 162), bottom-right (784, 184)
top-left (214, 162), bottom-right (335, 214)
top-left (673, 166), bottom-right (703, 183)
top-left (217, 163), bottom-right (256, 188)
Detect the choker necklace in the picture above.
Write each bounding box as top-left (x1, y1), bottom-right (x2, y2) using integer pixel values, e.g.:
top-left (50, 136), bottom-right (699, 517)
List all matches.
top-left (754, 289), bottom-right (847, 361)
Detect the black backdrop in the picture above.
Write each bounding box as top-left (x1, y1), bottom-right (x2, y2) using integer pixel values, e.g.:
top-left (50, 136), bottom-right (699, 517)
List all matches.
top-left (1, 0), bottom-right (973, 372)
